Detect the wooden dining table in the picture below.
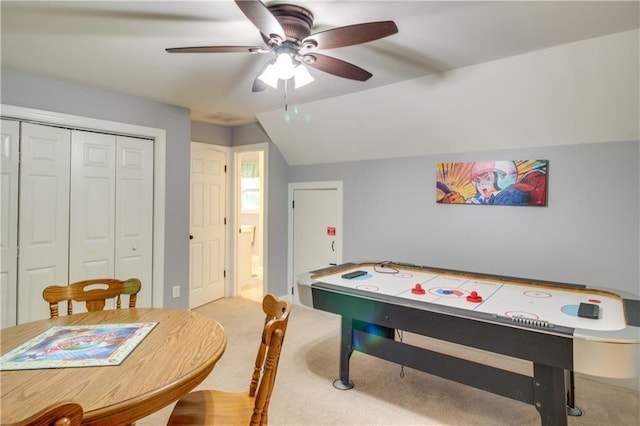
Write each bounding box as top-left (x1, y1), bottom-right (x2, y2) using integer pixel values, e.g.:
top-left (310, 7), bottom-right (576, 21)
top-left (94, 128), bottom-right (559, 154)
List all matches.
top-left (1, 308), bottom-right (227, 425)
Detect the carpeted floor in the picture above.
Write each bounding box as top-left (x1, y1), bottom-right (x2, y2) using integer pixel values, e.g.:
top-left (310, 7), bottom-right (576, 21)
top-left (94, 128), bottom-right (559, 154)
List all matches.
top-left (139, 297), bottom-right (639, 425)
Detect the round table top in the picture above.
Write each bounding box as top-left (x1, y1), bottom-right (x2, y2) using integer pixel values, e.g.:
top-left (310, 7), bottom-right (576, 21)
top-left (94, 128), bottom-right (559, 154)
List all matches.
top-left (1, 308), bottom-right (227, 425)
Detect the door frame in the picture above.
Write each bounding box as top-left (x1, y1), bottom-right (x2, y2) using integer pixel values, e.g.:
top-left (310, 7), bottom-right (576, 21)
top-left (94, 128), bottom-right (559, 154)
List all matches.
top-left (232, 143), bottom-right (269, 297)
top-left (287, 181), bottom-right (343, 302)
top-left (1, 104), bottom-right (166, 307)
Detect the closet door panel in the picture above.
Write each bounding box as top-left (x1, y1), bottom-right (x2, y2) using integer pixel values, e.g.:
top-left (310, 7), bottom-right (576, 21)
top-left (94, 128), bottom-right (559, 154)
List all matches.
top-left (1, 120), bottom-right (20, 327)
top-left (18, 123), bottom-right (70, 323)
top-left (69, 131), bottom-right (116, 287)
top-left (115, 136), bottom-right (153, 306)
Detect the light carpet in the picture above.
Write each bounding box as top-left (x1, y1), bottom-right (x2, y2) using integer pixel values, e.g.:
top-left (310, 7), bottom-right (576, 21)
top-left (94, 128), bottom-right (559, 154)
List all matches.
top-left (139, 297), bottom-right (639, 425)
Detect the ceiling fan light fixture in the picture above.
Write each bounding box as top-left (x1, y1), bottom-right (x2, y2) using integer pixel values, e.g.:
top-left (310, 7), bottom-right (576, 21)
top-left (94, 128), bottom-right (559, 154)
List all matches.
top-left (257, 63), bottom-right (280, 89)
top-left (258, 48), bottom-right (314, 89)
top-left (293, 63), bottom-right (314, 88)
top-left (273, 51), bottom-right (295, 79)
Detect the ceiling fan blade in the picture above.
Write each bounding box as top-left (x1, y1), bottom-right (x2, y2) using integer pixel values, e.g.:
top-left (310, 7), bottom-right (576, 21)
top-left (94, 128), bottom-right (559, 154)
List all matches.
top-left (235, 0), bottom-right (285, 41)
top-left (303, 53), bottom-right (372, 81)
top-left (166, 46), bottom-right (266, 53)
top-left (302, 21), bottom-right (398, 50)
top-left (252, 78), bottom-right (268, 92)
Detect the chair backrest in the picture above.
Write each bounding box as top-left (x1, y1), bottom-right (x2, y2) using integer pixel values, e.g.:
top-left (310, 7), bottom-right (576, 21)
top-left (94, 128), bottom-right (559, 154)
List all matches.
top-left (42, 278), bottom-right (142, 318)
top-left (248, 293), bottom-right (291, 426)
top-left (6, 401), bottom-right (83, 426)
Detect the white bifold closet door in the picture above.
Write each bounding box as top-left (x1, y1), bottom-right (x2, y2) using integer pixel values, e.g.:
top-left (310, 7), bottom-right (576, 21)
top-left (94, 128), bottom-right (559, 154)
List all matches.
top-left (16, 123), bottom-right (153, 324)
top-left (1, 120), bottom-right (21, 327)
top-left (69, 131), bottom-right (116, 282)
top-left (18, 123), bottom-right (71, 323)
top-left (113, 135), bottom-right (153, 309)
top-left (68, 131), bottom-right (153, 312)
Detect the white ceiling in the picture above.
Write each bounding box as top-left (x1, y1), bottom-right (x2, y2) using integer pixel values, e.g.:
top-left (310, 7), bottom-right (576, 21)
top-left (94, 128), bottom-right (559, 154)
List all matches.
top-left (2, 0), bottom-right (638, 127)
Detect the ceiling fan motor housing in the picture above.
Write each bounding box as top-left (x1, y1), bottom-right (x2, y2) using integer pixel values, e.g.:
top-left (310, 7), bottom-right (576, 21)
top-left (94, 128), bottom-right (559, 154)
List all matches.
top-left (261, 4), bottom-right (314, 46)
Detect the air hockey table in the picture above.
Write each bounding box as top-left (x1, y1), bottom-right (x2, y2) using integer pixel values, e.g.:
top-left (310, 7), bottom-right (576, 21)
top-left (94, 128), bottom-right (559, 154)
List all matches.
top-left (297, 261), bottom-right (640, 426)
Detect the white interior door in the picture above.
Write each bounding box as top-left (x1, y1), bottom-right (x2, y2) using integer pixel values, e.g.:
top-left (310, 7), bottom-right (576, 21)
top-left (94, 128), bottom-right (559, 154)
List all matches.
top-left (69, 130), bottom-right (116, 282)
top-left (1, 120), bottom-right (20, 327)
top-left (190, 143), bottom-right (226, 308)
top-left (291, 186), bottom-right (342, 303)
top-left (115, 136), bottom-right (154, 306)
top-left (18, 123), bottom-right (70, 323)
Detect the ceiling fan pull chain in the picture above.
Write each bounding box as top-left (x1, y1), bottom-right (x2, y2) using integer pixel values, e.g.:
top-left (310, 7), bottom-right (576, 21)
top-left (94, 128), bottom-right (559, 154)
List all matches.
top-left (284, 79), bottom-right (288, 111)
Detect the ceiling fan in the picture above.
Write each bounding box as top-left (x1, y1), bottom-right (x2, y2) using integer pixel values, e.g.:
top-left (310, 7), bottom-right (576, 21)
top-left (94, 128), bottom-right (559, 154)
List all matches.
top-left (166, 0), bottom-right (398, 92)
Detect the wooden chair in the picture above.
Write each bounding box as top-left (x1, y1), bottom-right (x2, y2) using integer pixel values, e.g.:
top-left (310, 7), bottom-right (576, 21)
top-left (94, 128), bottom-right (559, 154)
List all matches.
top-left (42, 278), bottom-right (141, 318)
top-left (6, 401), bottom-right (83, 426)
top-left (168, 294), bottom-right (291, 426)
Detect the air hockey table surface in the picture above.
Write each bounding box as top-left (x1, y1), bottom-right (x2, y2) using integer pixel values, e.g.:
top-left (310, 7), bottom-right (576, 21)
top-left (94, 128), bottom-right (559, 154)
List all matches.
top-left (297, 261), bottom-right (640, 378)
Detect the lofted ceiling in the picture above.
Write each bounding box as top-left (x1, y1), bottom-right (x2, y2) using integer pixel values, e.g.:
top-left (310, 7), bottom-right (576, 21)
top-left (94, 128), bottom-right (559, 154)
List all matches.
top-left (2, 1), bottom-right (638, 127)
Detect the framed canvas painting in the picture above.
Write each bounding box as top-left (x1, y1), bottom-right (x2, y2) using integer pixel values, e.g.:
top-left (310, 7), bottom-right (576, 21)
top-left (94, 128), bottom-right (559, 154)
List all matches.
top-left (436, 160), bottom-right (548, 206)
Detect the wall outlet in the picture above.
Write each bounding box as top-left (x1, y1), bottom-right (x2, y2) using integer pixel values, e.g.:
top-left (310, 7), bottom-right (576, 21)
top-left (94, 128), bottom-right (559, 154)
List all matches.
top-left (172, 286), bottom-right (180, 298)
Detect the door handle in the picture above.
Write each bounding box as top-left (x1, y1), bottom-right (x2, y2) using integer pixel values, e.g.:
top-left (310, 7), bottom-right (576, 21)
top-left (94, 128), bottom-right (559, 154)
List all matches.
top-left (331, 241), bottom-right (335, 252)
top-left (189, 235), bottom-right (194, 240)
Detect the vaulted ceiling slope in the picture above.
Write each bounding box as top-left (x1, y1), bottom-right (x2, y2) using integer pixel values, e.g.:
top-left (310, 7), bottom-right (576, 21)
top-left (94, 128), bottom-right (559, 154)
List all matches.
top-left (258, 28), bottom-right (640, 165)
top-left (2, 1), bottom-right (638, 164)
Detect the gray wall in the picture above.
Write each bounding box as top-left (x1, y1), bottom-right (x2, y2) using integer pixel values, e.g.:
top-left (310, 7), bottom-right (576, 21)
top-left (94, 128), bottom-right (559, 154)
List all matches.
top-left (2, 68), bottom-right (191, 309)
top-left (232, 121), bottom-right (271, 146)
top-left (290, 141), bottom-right (640, 295)
top-left (191, 120), bottom-right (231, 146)
top-left (265, 141), bottom-right (290, 296)
top-left (4, 67), bottom-right (638, 307)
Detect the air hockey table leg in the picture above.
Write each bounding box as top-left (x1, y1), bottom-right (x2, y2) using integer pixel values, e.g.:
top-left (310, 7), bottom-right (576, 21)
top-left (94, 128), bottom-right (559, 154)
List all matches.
top-left (533, 363), bottom-right (568, 426)
top-left (566, 369), bottom-right (583, 416)
top-left (333, 316), bottom-right (355, 390)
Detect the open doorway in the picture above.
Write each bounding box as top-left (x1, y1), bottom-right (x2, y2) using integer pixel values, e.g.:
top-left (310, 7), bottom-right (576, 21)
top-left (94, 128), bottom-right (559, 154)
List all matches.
top-left (235, 149), bottom-right (264, 303)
